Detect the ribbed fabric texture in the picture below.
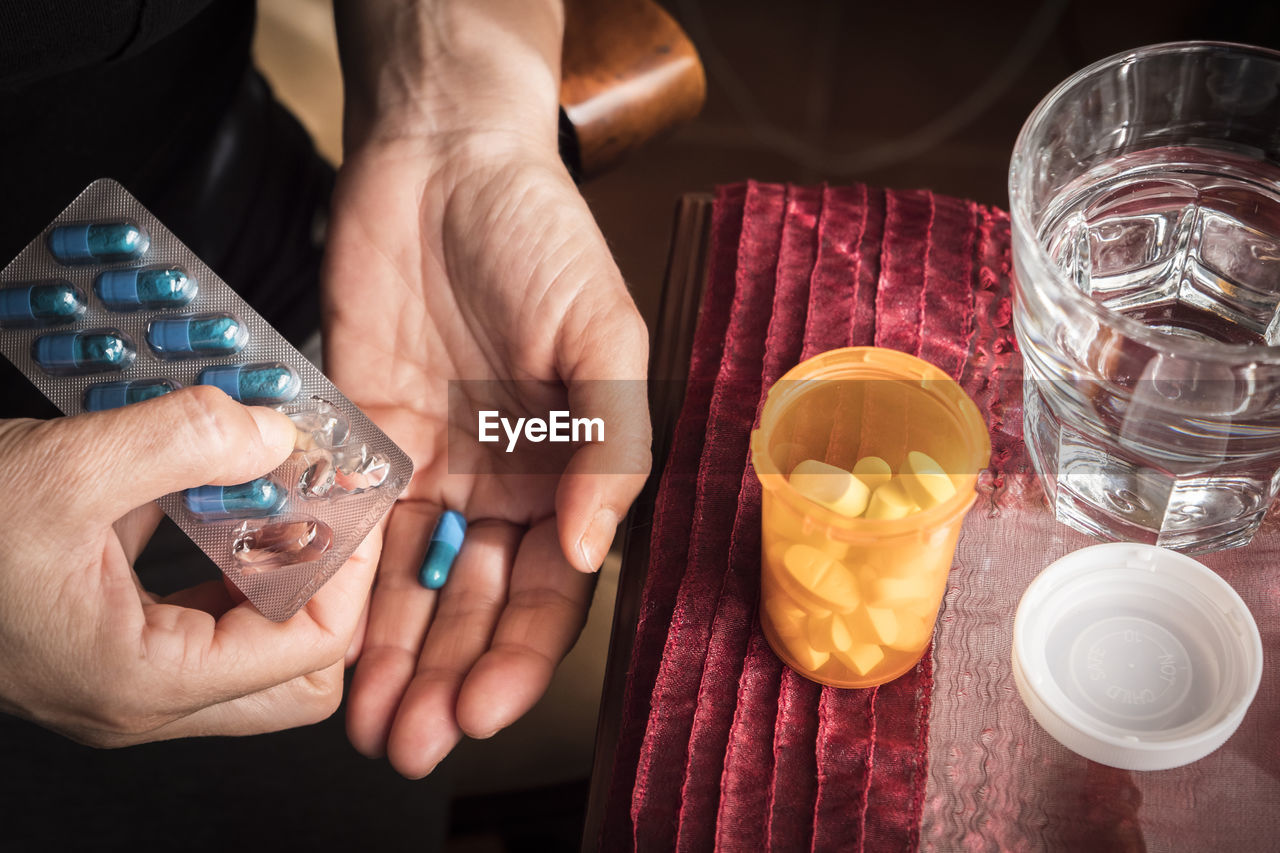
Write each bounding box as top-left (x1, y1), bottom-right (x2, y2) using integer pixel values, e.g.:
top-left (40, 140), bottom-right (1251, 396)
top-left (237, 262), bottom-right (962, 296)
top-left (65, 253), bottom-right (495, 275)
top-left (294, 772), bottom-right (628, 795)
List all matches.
top-left (601, 182), bottom-right (1007, 851)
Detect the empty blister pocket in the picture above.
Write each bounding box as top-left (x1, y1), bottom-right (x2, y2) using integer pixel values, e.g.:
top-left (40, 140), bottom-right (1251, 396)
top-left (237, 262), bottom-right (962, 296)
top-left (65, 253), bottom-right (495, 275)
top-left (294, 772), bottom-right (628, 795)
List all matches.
top-left (0, 179), bottom-right (413, 621)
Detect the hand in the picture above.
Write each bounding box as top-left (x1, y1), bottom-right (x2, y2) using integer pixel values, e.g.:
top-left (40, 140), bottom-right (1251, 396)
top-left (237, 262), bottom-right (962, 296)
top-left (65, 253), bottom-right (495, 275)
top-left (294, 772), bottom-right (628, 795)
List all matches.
top-left (0, 387), bottom-right (379, 745)
top-left (321, 138), bottom-right (651, 777)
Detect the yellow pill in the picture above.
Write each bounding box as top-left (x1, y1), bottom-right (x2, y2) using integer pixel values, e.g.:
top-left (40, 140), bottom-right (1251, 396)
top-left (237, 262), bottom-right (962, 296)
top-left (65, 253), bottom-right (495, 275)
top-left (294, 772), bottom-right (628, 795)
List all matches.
top-left (781, 544), bottom-right (860, 609)
top-left (768, 503), bottom-right (811, 545)
top-left (764, 594), bottom-right (809, 643)
top-left (775, 528), bottom-right (852, 563)
top-left (865, 479), bottom-right (918, 520)
top-left (899, 450), bottom-right (957, 509)
top-left (866, 546), bottom-right (943, 579)
top-left (789, 459), bottom-right (871, 517)
top-left (852, 456), bottom-right (893, 490)
top-left (769, 523), bottom-right (850, 563)
top-left (897, 595), bottom-right (942, 622)
top-left (818, 537), bottom-right (851, 562)
top-left (834, 642), bottom-right (885, 676)
top-left (867, 575), bottom-right (935, 608)
top-left (808, 610), bottom-right (854, 653)
top-left (788, 640), bottom-right (831, 671)
top-left (850, 604), bottom-right (899, 645)
top-left (885, 609), bottom-right (935, 652)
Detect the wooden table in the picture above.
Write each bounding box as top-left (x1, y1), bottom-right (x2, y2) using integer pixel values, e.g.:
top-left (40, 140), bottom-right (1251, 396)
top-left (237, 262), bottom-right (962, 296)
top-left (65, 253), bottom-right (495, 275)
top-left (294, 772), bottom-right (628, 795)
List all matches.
top-left (583, 193), bottom-right (713, 852)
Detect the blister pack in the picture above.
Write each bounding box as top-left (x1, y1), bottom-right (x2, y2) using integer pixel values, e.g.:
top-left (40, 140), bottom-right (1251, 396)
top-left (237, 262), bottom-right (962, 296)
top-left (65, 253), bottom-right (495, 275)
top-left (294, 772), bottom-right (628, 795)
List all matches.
top-left (0, 178), bottom-right (412, 621)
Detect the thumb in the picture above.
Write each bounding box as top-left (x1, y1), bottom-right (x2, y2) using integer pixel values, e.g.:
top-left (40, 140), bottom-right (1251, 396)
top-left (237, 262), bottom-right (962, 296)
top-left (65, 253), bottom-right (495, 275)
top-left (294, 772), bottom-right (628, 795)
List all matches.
top-left (554, 309), bottom-right (653, 573)
top-left (34, 385), bottom-right (295, 525)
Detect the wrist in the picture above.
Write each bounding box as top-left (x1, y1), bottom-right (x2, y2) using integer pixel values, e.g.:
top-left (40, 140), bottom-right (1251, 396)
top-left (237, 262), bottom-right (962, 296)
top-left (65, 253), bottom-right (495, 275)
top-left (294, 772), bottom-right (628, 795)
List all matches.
top-left (336, 0), bottom-right (564, 154)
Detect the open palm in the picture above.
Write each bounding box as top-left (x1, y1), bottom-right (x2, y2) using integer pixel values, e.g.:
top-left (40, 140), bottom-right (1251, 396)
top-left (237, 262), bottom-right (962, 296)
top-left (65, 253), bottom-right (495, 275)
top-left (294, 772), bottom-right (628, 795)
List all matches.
top-left (321, 139), bottom-right (650, 778)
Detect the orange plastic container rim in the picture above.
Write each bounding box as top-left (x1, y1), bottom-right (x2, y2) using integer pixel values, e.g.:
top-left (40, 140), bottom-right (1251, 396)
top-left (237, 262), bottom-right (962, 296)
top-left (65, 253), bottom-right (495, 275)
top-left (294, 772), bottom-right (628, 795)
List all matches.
top-left (750, 347), bottom-right (993, 542)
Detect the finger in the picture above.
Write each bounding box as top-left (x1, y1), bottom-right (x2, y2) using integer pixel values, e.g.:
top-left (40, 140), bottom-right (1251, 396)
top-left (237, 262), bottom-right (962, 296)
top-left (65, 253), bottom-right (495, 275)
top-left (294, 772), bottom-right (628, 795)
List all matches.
top-left (157, 580), bottom-right (238, 618)
top-left (384, 519), bottom-right (519, 778)
top-left (114, 504), bottom-right (164, 564)
top-left (28, 386), bottom-right (296, 527)
top-left (222, 573), bottom-right (248, 605)
top-left (345, 594), bottom-right (371, 668)
top-left (98, 660), bottom-right (347, 745)
top-left (554, 309), bottom-right (652, 572)
top-left (135, 515), bottom-right (381, 709)
top-left (456, 519), bottom-right (595, 738)
top-left (344, 508), bottom-right (394, 667)
top-left (346, 501), bottom-right (440, 757)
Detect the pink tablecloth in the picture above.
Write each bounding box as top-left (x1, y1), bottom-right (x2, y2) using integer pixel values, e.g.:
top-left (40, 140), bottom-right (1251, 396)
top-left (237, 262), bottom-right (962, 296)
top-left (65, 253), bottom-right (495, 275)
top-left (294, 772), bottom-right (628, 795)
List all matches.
top-left (598, 180), bottom-right (1280, 851)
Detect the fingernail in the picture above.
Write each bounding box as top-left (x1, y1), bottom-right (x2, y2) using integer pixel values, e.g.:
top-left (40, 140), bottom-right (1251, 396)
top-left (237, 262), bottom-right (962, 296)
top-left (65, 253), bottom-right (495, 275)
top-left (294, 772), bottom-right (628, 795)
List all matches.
top-left (248, 406), bottom-right (296, 454)
top-left (577, 507), bottom-right (619, 571)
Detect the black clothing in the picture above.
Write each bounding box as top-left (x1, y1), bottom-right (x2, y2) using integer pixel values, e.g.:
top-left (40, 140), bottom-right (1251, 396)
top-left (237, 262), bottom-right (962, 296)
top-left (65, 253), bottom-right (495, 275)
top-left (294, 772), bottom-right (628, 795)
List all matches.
top-left (0, 6), bottom-right (452, 851)
top-left (0, 0), bottom-right (330, 418)
top-left (0, 0), bottom-right (224, 90)
top-left (0, 0), bottom-right (255, 259)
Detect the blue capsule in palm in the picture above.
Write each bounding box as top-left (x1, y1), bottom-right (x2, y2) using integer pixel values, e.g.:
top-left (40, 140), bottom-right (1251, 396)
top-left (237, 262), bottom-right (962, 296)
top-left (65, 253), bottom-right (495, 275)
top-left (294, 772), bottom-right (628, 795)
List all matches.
top-left (48, 223), bottom-right (149, 264)
top-left (31, 329), bottom-right (135, 375)
top-left (0, 281), bottom-right (86, 327)
top-left (199, 362), bottom-right (301, 405)
top-left (83, 378), bottom-right (179, 411)
top-left (95, 267), bottom-right (197, 311)
top-left (185, 478), bottom-right (287, 520)
top-left (146, 313), bottom-right (248, 358)
top-left (419, 511), bottom-right (467, 590)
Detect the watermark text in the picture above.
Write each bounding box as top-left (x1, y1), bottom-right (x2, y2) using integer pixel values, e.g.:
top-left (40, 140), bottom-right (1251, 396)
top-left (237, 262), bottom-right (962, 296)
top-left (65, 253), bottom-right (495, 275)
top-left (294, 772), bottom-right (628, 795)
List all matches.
top-left (478, 410), bottom-right (605, 453)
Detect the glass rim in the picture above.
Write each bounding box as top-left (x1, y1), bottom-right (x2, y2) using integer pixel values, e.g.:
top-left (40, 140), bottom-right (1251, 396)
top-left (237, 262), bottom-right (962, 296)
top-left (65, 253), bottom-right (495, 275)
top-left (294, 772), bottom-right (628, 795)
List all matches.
top-left (1008, 40), bottom-right (1280, 364)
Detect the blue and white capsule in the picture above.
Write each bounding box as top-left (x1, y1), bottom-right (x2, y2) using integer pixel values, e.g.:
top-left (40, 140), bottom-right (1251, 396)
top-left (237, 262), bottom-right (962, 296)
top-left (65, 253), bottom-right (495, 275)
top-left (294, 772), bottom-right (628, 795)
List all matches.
top-left (419, 510), bottom-right (466, 590)
top-left (31, 329), bottom-right (135, 375)
top-left (199, 362), bottom-right (301, 405)
top-left (83, 378), bottom-right (179, 412)
top-left (48, 223), bottom-right (149, 264)
top-left (0, 281), bottom-right (86, 327)
top-left (185, 478), bottom-right (287, 521)
top-left (146, 313), bottom-right (248, 358)
top-left (95, 267), bottom-right (197, 311)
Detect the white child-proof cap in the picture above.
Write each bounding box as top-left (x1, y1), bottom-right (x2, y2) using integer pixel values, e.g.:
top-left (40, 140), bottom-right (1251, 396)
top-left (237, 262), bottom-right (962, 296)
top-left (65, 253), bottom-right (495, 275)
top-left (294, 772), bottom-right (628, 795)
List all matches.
top-left (1012, 543), bottom-right (1262, 771)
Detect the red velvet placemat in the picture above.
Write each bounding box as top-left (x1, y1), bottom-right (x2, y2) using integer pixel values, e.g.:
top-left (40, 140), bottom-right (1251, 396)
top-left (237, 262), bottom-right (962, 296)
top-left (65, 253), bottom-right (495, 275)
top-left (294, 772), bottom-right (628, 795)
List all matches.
top-left (600, 181), bottom-right (1011, 850)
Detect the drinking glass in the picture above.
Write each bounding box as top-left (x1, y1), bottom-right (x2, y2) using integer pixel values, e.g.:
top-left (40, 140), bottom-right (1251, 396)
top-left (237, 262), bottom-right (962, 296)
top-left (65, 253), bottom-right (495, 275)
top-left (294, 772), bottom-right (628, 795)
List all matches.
top-left (1010, 41), bottom-right (1280, 552)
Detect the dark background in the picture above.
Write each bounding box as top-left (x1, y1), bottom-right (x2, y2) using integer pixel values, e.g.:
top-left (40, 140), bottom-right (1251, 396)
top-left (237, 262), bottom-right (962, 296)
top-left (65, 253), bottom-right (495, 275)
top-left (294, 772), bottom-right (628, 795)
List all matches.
top-left (589, 0), bottom-right (1280, 330)
top-left (2, 1), bottom-right (1278, 851)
